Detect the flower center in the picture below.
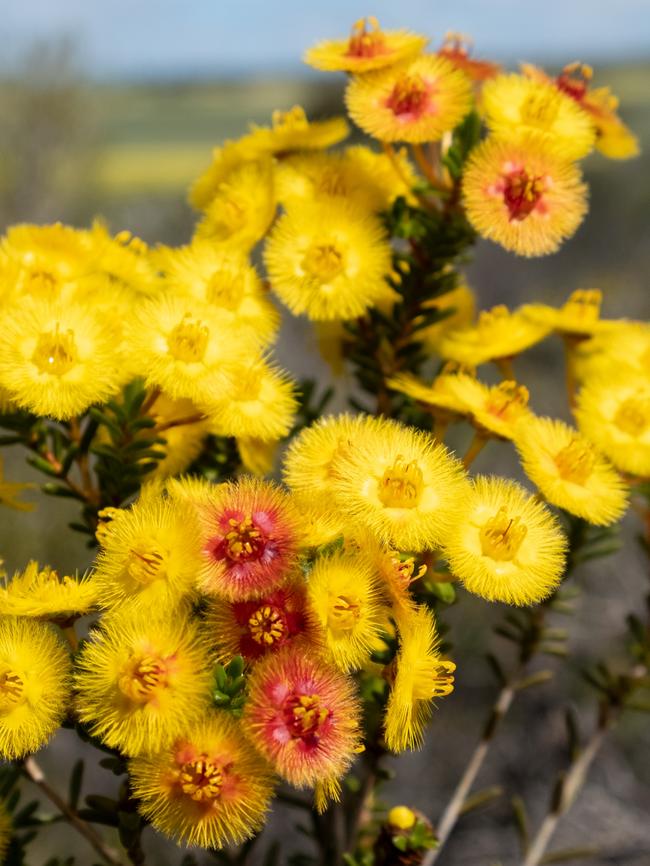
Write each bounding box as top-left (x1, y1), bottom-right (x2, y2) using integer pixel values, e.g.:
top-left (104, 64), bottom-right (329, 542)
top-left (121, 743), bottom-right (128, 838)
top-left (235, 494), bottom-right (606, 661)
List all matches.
top-left (283, 693), bottom-right (330, 741)
top-left (412, 658), bottom-right (456, 701)
top-left (328, 594), bottom-right (360, 632)
top-left (479, 507), bottom-right (527, 561)
top-left (0, 667), bottom-right (25, 712)
top-left (248, 605), bottom-right (288, 646)
top-left (485, 381), bottom-right (530, 418)
top-left (477, 305), bottom-right (510, 336)
top-left (213, 194), bottom-right (246, 237)
top-left (126, 545), bottom-right (166, 584)
top-left (346, 16), bottom-right (388, 58)
top-left (231, 367), bottom-right (262, 402)
top-left (302, 244), bottom-right (344, 284)
top-left (503, 169), bottom-right (545, 222)
top-left (378, 457), bottom-right (424, 509)
top-left (272, 105), bottom-right (309, 132)
top-left (562, 288), bottom-right (602, 324)
top-left (556, 62), bottom-right (592, 102)
top-left (614, 395), bottom-right (650, 437)
top-left (205, 271), bottom-right (241, 310)
top-left (520, 90), bottom-right (561, 127)
top-left (554, 437), bottom-right (596, 485)
top-left (178, 757), bottom-right (223, 803)
top-left (167, 316), bottom-right (209, 363)
top-left (32, 324), bottom-right (78, 376)
top-left (27, 270), bottom-right (59, 297)
top-left (386, 75), bottom-right (430, 119)
top-left (223, 516), bottom-right (266, 561)
top-left (118, 653), bottom-right (169, 703)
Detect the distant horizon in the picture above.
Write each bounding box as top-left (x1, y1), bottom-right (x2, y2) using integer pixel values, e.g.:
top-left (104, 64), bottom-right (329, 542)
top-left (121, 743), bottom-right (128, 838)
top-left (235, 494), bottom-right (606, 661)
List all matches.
top-left (3, 0), bottom-right (650, 82)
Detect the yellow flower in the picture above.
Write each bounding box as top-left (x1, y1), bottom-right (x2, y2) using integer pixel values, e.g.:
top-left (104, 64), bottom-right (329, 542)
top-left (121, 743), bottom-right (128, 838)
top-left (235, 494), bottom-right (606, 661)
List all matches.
top-left (189, 140), bottom-right (260, 211)
top-left (129, 715), bottom-right (274, 848)
top-left (264, 198), bottom-right (394, 320)
top-left (154, 240), bottom-right (280, 348)
top-left (388, 367), bottom-right (474, 421)
top-left (0, 616), bottom-right (71, 759)
top-left (305, 17), bottom-right (427, 73)
top-left (573, 321), bottom-right (650, 383)
top-left (443, 476), bottom-right (567, 606)
top-left (481, 74), bottom-right (595, 160)
top-left (194, 158), bottom-right (276, 252)
top-left (243, 105), bottom-right (349, 155)
top-left (126, 294), bottom-right (258, 403)
top-left (92, 493), bottom-right (202, 610)
top-left (576, 375), bottom-right (650, 478)
top-left (0, 561), bottom-right (99, 619)
top-left (345, 54), bottom-right (472, 143)
top-left (418, 284), bottom-right (476, 352)
top-left (202, 359), bottom-right (297, 442)
top-left (147, 393), bottom-right (210, 480)
top-left (84, 222), bottom-right (161, 298)
top-left (437, 305), bottom-right (550, 366)
top-left (236, 436), bottom-right (280, 477)
top-left (296, 502), bottom-right (346, 549)
top-left (0, 300), bottom-right (127, 420)
top-left (521, 289), bottom-right (618, 339)
top-left (306, 550), bottom-right (384, 673)
top-left (384, 606), bottom-right (455, 752)
top-left (74, 607), bottom-right (213, 756)
top-left (0, 455), bottom-right (34, 512)
top-left (331, 416), bottom-right (469, 551)
top-left (462, 133), bottom-right (588, 257)
top-left (515, 416), bottom-right (629, 526)
top-left (438, 32), bottom-right (501, 82)
top-left (522, 62), bottom-right (639, 160)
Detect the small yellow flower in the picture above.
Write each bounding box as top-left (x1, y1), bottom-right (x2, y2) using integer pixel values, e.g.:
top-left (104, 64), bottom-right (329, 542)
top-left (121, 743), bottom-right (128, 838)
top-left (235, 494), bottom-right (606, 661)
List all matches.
top-left (92, 493), bottom-right (202, 610)
top-left (515, 416), bottom-right (629, 526)
top-left (0, 561), bottom-right (99, 619)
top-left (576, 375), bottom-right (650, 478)
top-left (418, 284), bottom-right (477, 352)
top-left (0, 616), bottom-right (71, 759)
top-left (236, 436), bottom-right (280, 477)
top-left (147, 394), bottom-right (210, 480)
top-left (522, 289), bottom-right (617, 339)
top-left (243, 105), bottom-right (349, 155)
top-left (0, 455), bottom-right (34, 512)
top-left (345, 54), bottom-right (472, 143)
top-left (481, 74), bottom-right (595, 160)
top-left (305, 17), bottom-right (428, 73)
top-left (129, 715), bottom-right (274, 848)
top-left (0, 300), bottom-right (128, 420)
top-left (388, 805), bottom-right (417, 830)
top-left (74, 606), bottom-right (214, 756)
top-left (437, 304), bottom-right (550, 366)
top-left (462, 133), bottom-right (588, 257)
top-left (264, 198), bottom-right (394, 320)
top-left (388, 368), bottom-right (474, 421)
top-left (331, 416), bottom-right (469, 551)
top-left (442, 476), bottom-right (567, 606)
top-left (573, 322), bottom-right (650, 382)
top-left (194, 158), bottom-right (276, 252)
top-left (384, 606), bottom-right (455, 752)
top-left (85, 222), bottom-right (161, 298)
top-left (306, 550), bottom-right (385, 673)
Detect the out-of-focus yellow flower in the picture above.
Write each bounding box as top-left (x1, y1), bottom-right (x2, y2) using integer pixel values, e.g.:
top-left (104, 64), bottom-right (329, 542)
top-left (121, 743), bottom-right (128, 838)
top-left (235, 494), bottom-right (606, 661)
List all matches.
top-left (522, 289), bottom-right (617, 339)
top-left (0, 561), bottom-right (99, 618)
top-left (129, 716), bottom-right (274, 848)
top-left (305, 17), bottom-right (427, 73)
top-left (442, 476), bottom-right (566, 606)
top-left (576, 375), bottom-right (650, 478)
top-left (243, 105), bottom-right (349, 155)
top-left (522, 62), bottom-right (639, 160)
top-left (306, 550), bottom-right (384, 672)
top-left (444, 377), bottom-right (532, 440)
top-left (154, 241), bottom-right (280, 348)
top-left (573, 322), bottom-right (650, 382)
top-left (388, 805), bottom-right (417, 830)
top-left (295, 502), bottom-right (346, 549)
top-left (264, 198), bottom-right (394, 320)
top-left (202, 359), bottom-right (296, 442)
top-left (438, 32), bottom-right (501, 82)
top-left (236, 436), bottom-right (279, 477)
top-left (0, 455), bottom-right (34, 512)
top-left (147, 394), bottom-right (210, 480)
top-left (93, 493), bottom-right (202, 610)
top-left (384, 606), bottom-right (455, 752)
top-left (84, 222), bottom-right (161, 298)
top-left (345, 54), bottom-right (472, 143)
top-left (194, 158), bottom-right (276, 253)
top-left (462, 133), bottom-right (588, 257)
top-left (515, 416), bottom-right (629, 526)
top-left (0, 300), bottom-right (128, 420)
top-left (481, 74), bottom-right (596, 160)
top-left (437, 305), bottom-right (550, 366)
top-left (75, 606), bottom-right (213, 756)
top-left (331, 416), bottom-right (469, 551)
top-left (418, 284), bottom-right (476, 351)
top-left (388, 367), bottom-right (475, 422)
top-left (0, 616), bottom-right (71, 759)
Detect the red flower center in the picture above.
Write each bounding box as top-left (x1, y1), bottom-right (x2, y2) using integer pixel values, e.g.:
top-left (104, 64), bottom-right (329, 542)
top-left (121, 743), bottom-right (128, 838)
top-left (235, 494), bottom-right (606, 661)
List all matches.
top-left (346, 17), bottom-right (388, 58)
top-left (503, 169), bottom-right (544, 221)
top-left (178, 756), bottom-right (223, 803)
top-left (283, 692), bottom-right (330, 742)
top-left (386, 75), bottom-right (430, 119)
top-left (248, 605), bottom-right (288, 646)
top-left (221, 516), bottom-right (266, 562)
top-left (556, 62), bottom-right (592, 103)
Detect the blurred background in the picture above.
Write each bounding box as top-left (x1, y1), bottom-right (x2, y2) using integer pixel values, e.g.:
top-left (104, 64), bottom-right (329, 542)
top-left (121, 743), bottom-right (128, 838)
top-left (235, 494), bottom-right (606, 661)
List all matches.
top-left (1, 2), bottom-right (649, 864)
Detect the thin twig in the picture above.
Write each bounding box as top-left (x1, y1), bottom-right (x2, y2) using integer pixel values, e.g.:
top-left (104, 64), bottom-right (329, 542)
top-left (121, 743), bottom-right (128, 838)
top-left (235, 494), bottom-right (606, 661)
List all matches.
top-left (22, 756), bottom-right (123, 865)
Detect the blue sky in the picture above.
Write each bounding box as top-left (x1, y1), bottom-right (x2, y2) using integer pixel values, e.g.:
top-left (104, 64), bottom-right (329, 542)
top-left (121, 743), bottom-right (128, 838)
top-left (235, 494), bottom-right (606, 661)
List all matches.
top-left (3, 0), bottom-right (650, 79)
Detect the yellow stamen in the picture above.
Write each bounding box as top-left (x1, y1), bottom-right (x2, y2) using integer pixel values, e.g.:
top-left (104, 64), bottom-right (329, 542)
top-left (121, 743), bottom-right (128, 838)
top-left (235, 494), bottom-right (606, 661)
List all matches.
top-left (126, 545), bottom-right (166, 584)
top-left (561, 288), bottom-right (602, 323)
top-left (614, 395), bottom-right (650, 437)
top-left (378, 457), bottom-right (424, 509)
top-left (118, 654), bottom-right (168, 703)
top-left (178, 758), bottom-right (223, 802)
top-left (167, 315), bottom-right (210, 363)
top-left (413, 658), bottom-right (456, 701)
top-left (224, 516), bottom-right (264, 561)
top-left (554, 437), bottom-right (596, 485)
top-left (32, 323), bottom-right (78, 376)
top-left (327, 594), bottom-right (360, 632)
top-left (0, 667), bottom-right (25, 711)
top-left (302, 244), bottom-right (344, 284)
top-left (479, 507), bottom-right (527, 561)
top-left (248, 605), bottom-right (287, 646)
